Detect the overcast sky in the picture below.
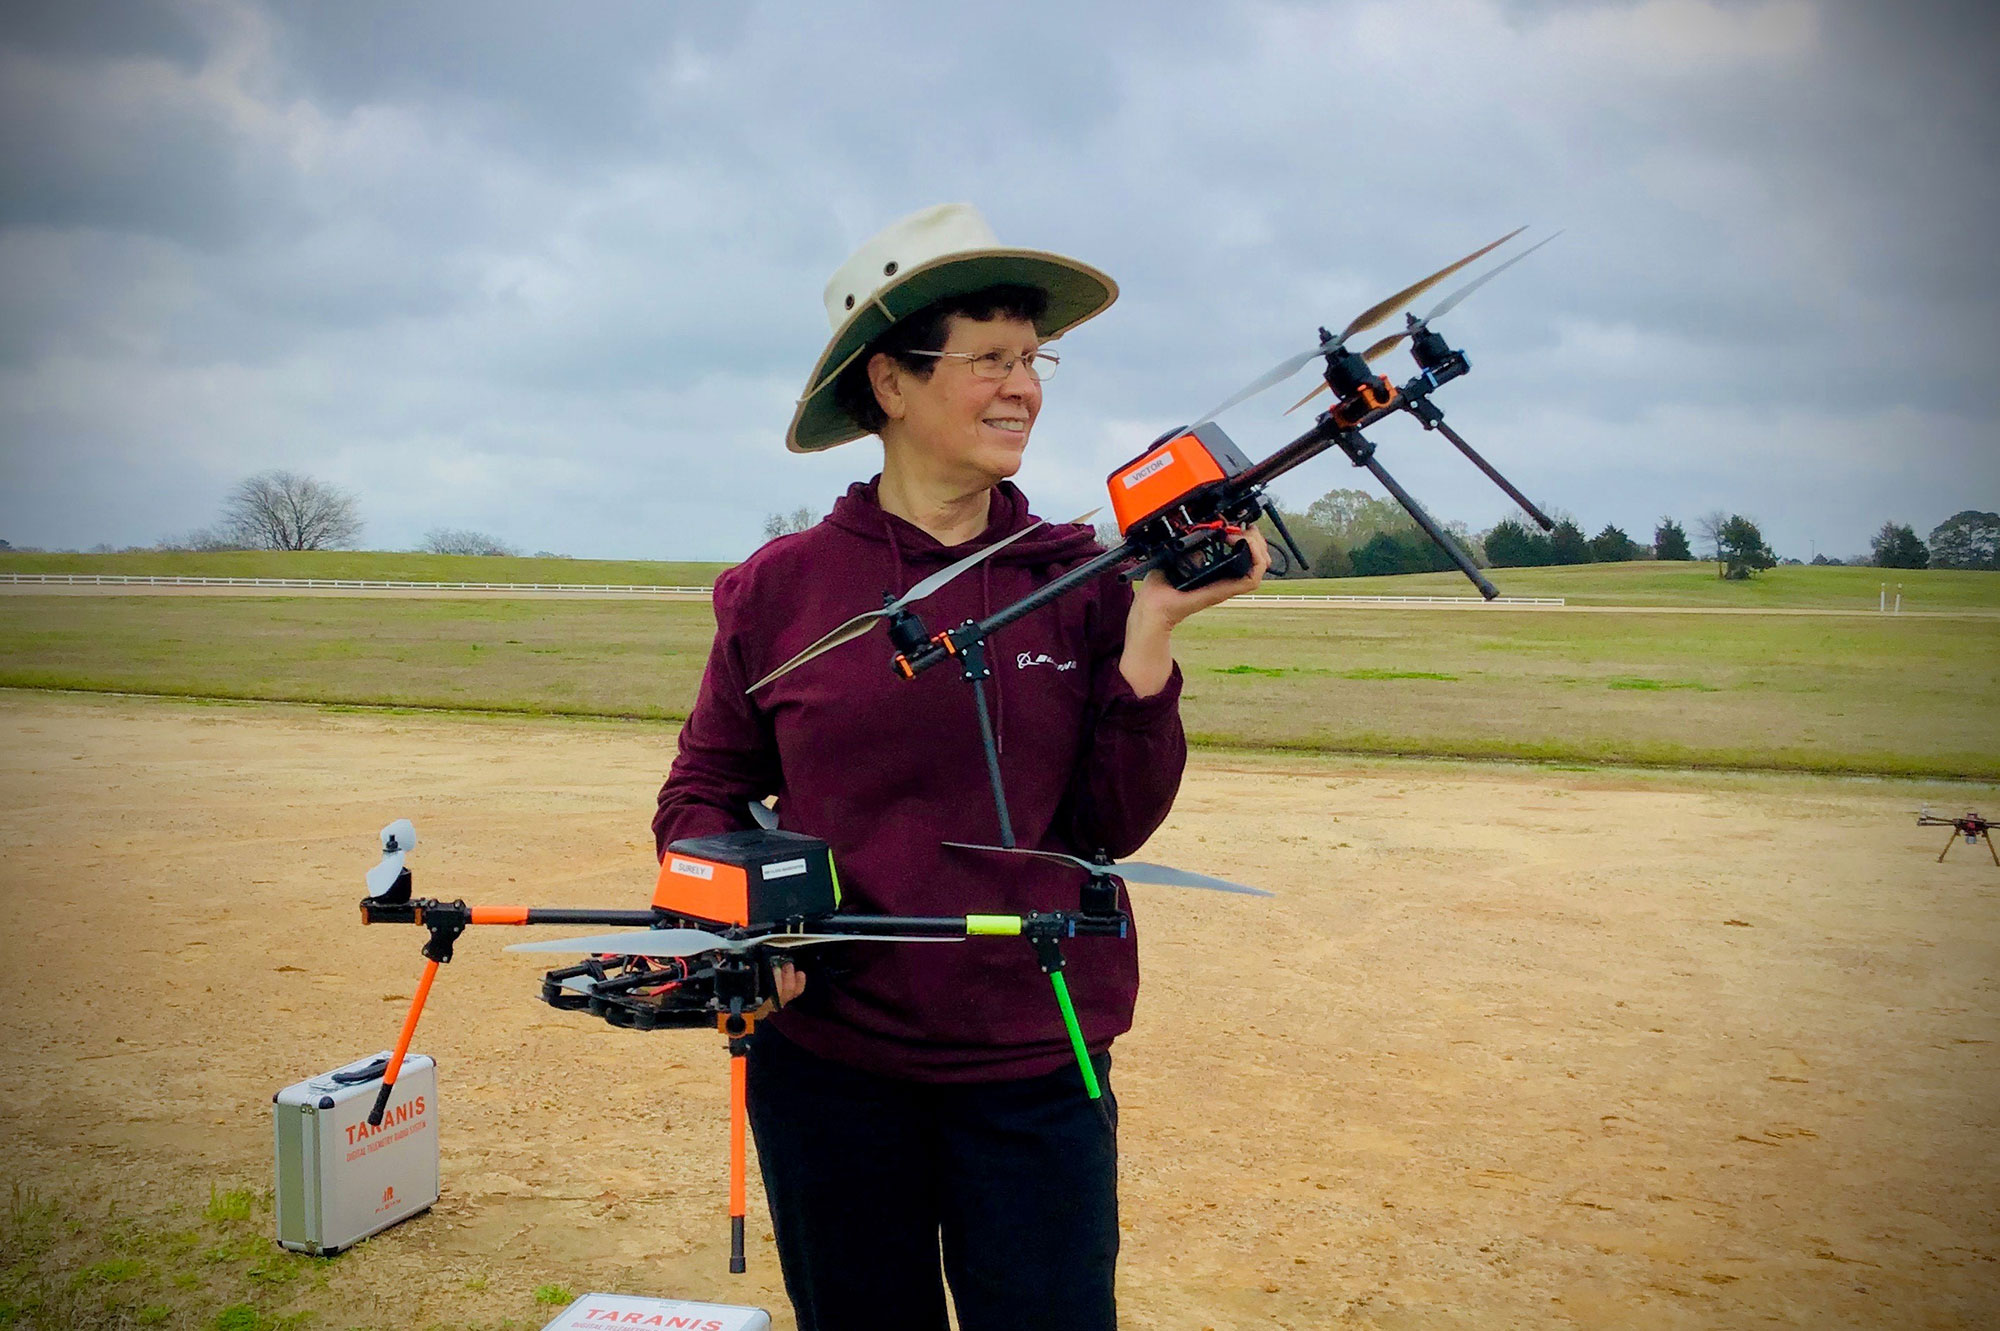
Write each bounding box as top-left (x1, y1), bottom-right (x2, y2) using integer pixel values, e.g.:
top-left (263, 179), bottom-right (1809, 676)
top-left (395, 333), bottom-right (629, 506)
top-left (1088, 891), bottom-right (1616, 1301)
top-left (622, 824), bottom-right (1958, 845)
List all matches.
top-left (2, 0), bottom-right (1994, 562)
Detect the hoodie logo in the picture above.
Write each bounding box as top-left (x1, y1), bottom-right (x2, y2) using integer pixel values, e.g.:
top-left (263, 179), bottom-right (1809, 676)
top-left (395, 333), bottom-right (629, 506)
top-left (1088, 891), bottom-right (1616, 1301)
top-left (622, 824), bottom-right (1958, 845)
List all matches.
top-left (1016, 652), bottom-right (1077, 673)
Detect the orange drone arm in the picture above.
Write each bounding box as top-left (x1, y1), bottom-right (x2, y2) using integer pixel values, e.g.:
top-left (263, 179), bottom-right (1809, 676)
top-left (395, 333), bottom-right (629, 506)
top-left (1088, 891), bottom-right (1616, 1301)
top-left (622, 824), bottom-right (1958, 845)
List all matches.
top-left (369, 958), bottom-right (439, 1125)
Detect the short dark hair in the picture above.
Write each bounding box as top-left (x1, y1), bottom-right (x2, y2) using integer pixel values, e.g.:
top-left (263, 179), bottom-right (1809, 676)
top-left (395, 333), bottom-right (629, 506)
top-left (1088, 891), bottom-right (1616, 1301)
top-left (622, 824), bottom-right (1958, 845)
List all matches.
top-left (832, 284), bottom-right (1051, 434)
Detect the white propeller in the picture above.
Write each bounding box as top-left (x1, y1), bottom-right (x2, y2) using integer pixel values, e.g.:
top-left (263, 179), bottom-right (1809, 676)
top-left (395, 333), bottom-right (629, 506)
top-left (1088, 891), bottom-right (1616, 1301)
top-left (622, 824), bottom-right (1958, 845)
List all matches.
top-left (365, 818), bottom-right (417, 899)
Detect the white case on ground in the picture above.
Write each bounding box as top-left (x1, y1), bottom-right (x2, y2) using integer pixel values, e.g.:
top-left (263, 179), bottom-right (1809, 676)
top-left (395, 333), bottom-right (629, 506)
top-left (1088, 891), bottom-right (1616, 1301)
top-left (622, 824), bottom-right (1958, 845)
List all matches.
top-left (273, 1050), bottom-right (439, 1254)
top-left (540, 1293), bottom-right (771, 1330)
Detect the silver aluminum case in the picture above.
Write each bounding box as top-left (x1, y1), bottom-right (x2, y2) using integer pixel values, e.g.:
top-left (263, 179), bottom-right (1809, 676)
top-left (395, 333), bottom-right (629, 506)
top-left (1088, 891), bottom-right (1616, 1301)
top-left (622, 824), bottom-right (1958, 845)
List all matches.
top-left (273, 1051), bottom-right (439, 1255)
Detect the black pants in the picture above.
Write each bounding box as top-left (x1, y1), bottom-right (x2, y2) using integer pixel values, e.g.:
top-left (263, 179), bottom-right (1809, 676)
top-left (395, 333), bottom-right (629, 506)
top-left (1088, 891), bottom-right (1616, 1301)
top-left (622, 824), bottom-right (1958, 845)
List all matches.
top-left (744, 1027), bottom-right (1119, 1331)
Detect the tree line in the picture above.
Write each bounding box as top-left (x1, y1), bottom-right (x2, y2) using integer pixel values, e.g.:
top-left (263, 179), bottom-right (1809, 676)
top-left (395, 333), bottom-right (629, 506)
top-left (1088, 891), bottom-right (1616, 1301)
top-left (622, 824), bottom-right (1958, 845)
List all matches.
top-left (9, 470), bottom-right (1994, 575)
top-left (1251, 492), bottom-right (2000, 580)
top-left (1252, 490), bottom-right (1718, 578)
top-left (1860, 512), bottom-right (1999, 570)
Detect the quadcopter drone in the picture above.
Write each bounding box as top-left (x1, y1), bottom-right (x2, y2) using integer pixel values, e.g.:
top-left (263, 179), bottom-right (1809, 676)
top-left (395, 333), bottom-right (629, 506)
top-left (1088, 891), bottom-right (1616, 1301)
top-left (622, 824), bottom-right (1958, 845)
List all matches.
top-left (352, 228), bottom-right (1559, 1273)
top-left (1917, 807), bottom-right (1998, 864)
top-left (356, 814), bottom-right (1265, 1274)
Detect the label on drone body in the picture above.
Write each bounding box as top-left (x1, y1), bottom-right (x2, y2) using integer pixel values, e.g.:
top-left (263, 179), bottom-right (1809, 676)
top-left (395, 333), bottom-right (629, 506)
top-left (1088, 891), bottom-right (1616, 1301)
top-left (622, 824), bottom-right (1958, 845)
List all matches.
top-left (761, 858), bottom-right (807, 881)
top-left (1122, 451), bottom-right (1174, 488)
top-left (668, 858), bottom-right (714, 880)
top-left (540, 1291), bottom-right (771, 1330)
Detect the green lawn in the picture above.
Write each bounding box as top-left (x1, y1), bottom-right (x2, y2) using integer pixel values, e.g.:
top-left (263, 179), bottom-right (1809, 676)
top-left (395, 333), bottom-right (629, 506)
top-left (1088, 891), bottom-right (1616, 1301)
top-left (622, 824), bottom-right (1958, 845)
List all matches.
top-left (1175, 604), bottom-right (1999, 777)
top-left (0, 1179), bottom-right (542, 1331)
top-left (0, 597), bottom-right (713, 722)
top-left (0, 549), bottom-right (730, 587)
top-left (1260, 560), bottom-right (2000, 610)
top-left (4, 594), bottom-right (1994, 779)
top-left (7, 552), bottom-right (1997, 611)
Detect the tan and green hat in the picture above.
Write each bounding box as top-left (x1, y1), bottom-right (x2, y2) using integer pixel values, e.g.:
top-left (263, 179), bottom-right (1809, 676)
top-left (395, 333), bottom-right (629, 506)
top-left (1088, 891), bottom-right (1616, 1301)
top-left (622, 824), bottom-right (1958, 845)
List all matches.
top-left (786, 203), bottom-right (1119, 453)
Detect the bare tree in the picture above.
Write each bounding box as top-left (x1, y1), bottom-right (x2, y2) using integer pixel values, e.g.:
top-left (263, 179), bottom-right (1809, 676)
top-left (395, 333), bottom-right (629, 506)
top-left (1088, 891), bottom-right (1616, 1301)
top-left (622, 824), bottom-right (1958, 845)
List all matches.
top-left (220, 471), bottom-right (362, 550)
top-left (421, 528), bottom-right (518, 556)
top-left (761, 507), bottom-right (819, 540)
top-left (1694, 509), bottom-right (1728, 563)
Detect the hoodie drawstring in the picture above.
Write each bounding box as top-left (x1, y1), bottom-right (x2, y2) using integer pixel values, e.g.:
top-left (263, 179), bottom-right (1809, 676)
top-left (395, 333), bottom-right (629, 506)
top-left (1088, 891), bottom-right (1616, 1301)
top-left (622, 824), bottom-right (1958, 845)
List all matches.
top-left (884, 518), bottom-right (907, 595)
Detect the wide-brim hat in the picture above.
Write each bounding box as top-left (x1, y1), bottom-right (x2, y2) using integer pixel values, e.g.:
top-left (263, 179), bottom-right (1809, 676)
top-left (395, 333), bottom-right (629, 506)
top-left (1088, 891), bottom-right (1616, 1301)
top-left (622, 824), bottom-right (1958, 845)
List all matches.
top-left (786, 203), bottom-right (1119, 453)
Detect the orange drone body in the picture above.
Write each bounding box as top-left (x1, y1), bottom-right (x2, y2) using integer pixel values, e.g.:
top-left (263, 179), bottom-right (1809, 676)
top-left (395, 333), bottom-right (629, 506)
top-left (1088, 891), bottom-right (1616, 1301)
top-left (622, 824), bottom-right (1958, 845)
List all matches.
top-left (653, 829), bottom-right (840, 927)
top-left (1108, 423), bottom-right (1255, 533)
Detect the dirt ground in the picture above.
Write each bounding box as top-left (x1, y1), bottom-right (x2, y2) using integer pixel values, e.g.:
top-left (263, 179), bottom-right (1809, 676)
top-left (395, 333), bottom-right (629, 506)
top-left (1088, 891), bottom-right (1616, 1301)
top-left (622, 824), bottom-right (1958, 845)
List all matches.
top-left (1, 691), bottom-right (1995, 1329)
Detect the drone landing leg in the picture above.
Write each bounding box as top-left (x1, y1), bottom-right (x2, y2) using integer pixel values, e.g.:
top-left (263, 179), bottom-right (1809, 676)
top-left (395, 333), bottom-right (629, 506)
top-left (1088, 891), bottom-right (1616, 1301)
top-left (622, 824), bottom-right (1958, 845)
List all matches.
top-left (1031, 929), bottom-right (1112, 1132)
top-left (371, 958), bottom-right (439, 1125)
top-left (728, 1035), bottom-right (749, 1274)
top-left (1431, 419), bottom-right (1555, 532)
top-left (370, 902), bottom-right (468, 1125)
top-left (956, 635), bottom-right (1016, 848)
top-left (1332, 431), bottom-right (1498, 600)
top-left (717, 992), bottom-right (764, 1275)
top-left (1986, 830), bottom-right (1999, 867)
top-left (1940, 830), bottom-right (1958, 863)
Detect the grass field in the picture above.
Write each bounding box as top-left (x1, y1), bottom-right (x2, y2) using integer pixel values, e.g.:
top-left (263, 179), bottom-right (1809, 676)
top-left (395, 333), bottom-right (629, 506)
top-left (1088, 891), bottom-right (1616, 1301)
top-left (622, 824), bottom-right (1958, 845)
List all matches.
top-left (0, 549), bottom-right (731, 587)
top-left (0, 1178), bottom-right (557, 1331)
top-left (8, 551), bottom-right (1999, 612)
top-left (3, 593), bottom-right (1994, 779)
top-left (1268, 559), bottom-right (2000, 610)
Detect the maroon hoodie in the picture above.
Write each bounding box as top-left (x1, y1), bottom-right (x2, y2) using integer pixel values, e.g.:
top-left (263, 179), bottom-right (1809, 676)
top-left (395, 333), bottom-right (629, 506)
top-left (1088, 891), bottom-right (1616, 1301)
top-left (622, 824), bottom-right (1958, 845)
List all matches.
top-left (653, 478), bottom-right (1186, 1082)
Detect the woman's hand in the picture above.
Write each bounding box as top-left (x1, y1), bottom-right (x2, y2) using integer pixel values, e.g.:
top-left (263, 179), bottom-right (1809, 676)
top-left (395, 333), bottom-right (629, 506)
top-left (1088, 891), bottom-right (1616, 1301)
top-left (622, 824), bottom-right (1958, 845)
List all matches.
top-left (1130, 525), bottom-right (1272, 629)
top-left (1118, 526), bottom-right (1270, 698)
top-left (772, 958), bottom-right (806, 1007)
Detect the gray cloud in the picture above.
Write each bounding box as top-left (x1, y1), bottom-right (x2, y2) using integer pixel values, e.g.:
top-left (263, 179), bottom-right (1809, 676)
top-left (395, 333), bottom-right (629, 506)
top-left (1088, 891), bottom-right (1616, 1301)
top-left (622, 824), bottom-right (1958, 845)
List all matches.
top-left (1, 0), bottom-right (1994, 562)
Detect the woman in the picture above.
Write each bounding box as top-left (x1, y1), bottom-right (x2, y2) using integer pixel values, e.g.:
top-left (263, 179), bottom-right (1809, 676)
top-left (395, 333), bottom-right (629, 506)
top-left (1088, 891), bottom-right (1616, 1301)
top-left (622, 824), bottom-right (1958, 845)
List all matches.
top-left (654, 204), bottom-right (1267, 1330)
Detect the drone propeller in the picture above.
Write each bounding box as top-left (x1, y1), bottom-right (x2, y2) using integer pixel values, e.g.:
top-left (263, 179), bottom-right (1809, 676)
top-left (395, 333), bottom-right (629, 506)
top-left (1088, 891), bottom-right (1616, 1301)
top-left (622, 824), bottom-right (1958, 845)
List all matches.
top-left (506, 928), bottom-right (964, 957)
top-left (365, 818), bottom-right (417, 900)
top-left (1187, 336), bottom-right (1338, 428)
top-left (747, 508), bottom-right (1101, 693)
top-left (1190, 227), bottom-right (1526, 427)
top-left (1281, 378), bottom-right (1332, 417)
top-left (1338, 225), bottom-right (1527, 346)
top-left (747, 799), bottom-right (779, 831)
top-left (1358, 230), bottom-right (1563, 363)
top-left (941, 841), bottom-right (1272, 896)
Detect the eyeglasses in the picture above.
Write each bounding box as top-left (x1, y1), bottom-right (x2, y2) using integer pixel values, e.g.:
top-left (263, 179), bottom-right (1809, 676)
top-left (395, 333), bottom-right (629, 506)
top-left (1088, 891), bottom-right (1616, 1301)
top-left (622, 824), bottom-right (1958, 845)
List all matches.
top-left (904, 349), bottom-right (1059, 382)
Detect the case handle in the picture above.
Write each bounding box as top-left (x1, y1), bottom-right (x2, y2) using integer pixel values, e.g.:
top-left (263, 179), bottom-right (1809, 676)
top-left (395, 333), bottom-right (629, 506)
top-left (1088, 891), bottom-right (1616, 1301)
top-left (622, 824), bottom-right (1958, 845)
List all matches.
top-left (330, 1056), bottom-right (391, 1085)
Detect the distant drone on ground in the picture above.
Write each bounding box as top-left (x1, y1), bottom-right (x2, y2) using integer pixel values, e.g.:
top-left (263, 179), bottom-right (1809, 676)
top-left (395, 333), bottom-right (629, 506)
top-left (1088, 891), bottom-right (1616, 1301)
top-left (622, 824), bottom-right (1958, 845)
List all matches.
top-left (1917, 807), bottom-right (1998, 864)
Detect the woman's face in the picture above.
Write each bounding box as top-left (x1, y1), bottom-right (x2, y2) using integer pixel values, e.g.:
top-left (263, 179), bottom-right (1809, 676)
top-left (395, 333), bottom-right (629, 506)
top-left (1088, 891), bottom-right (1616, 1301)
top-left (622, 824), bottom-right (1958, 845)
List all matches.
top-left (877, 314), bottom-right (1043, 486)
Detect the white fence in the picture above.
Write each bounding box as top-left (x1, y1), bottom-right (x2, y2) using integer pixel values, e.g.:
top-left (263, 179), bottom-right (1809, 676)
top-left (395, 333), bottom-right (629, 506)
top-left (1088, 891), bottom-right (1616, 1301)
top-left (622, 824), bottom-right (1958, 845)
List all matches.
top-left (0, 573), bottom-right (1562, 606)
top-left (1237, 593), bottom-right (1565, 606)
